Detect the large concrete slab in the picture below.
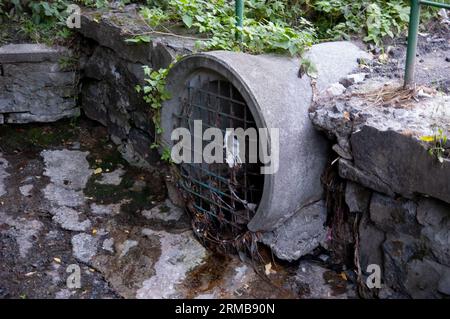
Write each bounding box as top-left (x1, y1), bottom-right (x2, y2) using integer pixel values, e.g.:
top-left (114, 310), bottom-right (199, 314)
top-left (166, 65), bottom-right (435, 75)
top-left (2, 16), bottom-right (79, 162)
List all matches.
top-left (305, 41), bottom-right (372, 92)
top-left (0, 43), bottom-right (67, 63)
top-left (0, 43), bottom-right (78, 123)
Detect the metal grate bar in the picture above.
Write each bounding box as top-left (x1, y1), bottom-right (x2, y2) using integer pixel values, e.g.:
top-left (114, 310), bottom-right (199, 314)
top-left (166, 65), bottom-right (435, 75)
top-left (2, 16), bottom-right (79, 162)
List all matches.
top-left (180, 181), bottom-right (235, 214)
top-left (172, 113), bottom-right (259, 143)
top-left (177, 76), bottom-right (263, 239)
top-left (187, 86), bottom-right (248, 107)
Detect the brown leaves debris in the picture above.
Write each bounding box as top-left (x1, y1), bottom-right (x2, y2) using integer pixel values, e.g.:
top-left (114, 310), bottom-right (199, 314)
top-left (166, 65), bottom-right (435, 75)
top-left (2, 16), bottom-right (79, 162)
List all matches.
top-left (354, 83), bottom-right (437, 108)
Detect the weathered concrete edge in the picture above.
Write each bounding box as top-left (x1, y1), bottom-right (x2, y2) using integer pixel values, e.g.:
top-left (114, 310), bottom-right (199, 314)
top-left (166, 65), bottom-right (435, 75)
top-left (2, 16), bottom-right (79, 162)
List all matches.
top-left (0, 43), bottom-right (71, 63)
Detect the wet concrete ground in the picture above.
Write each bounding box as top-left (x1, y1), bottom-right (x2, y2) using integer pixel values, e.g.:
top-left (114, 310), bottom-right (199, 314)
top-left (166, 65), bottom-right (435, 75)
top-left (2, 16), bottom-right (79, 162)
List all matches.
top-left (0, 118), bottom-right (356, 299)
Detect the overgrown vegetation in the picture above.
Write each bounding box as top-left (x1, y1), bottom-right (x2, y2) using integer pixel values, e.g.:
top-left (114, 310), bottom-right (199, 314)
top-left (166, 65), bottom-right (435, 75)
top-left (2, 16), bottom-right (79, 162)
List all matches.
top-left (135, 64), bottom-right (172, 150)
top-left (132, 0), bottom-right (438, 52)
top-left (0, 0), bottom-right (443, 161)
top-left (309, 0), bottom-right (411, 46)
top-left (134, 62), bottom-right (177, 162)
top-left (0, 0), bottom-right (74, 44)
top-left (421, 128), bottom-right (449, 163)
top-left (1, 1), bottom-right (441, 50)
top-left (125, 0), bottom-right (440, 160)
top-left (131, 0), bottom-right (315, 55)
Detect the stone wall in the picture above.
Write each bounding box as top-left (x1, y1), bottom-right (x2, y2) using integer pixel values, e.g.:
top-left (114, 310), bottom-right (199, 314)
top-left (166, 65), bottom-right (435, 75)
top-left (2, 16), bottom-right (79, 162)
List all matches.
top-left (0, 43), bottom-right (78, 123)
top-left (77, 6), bottom-right (196, 168)
top-left (310, 77), bottom-right (450, 298)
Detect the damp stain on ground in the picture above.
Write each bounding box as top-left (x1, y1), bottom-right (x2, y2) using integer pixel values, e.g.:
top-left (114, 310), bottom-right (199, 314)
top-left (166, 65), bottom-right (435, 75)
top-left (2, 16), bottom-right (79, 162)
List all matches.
top-left (0, 117), bottom-right (356, 299)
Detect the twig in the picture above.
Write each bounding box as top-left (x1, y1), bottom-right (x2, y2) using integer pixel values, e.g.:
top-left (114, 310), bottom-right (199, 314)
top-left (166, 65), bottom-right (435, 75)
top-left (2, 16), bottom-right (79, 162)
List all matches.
top-left (129, 13), bottom-right (207, 41)
top-left (127, 30), bottom-right (205, 41)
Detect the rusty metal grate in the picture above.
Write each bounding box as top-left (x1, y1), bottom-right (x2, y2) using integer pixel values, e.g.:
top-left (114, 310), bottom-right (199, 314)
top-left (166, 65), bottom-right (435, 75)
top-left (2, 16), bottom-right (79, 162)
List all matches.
top-left (173, 75), bottom-right (263, 245)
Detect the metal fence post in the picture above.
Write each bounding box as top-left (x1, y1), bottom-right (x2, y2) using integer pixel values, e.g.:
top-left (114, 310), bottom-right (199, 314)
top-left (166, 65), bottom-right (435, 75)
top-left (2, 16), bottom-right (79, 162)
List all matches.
top-left (235, 0), bottom-right (244, 42)
top-left (404, 0), bottom-right (421, 87)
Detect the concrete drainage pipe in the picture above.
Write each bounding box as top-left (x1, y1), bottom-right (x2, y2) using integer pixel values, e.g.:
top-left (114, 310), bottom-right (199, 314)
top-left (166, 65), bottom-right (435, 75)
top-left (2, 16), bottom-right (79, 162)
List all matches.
top-left (160, 42), bottom-right (371, 259)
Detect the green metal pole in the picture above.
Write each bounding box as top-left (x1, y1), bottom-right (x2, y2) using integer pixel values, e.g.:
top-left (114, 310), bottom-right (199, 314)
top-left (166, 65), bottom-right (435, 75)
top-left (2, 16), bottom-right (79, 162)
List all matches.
top-left (404, 0), bottom-right (421, 87)
top-left (235, 0), bottom-right (244, 41)
top-left (419, 0), bottom-right (450, 10)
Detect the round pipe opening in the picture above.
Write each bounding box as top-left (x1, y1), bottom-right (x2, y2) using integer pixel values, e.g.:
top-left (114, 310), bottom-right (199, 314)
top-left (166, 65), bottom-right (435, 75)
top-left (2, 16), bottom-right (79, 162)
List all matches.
top-left (172, 70), bottom-right (265, 243)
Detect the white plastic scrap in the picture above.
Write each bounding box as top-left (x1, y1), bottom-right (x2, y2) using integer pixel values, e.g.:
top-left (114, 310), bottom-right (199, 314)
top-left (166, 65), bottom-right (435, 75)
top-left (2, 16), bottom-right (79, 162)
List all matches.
top-left (224, 131), bottom-right (242, 168)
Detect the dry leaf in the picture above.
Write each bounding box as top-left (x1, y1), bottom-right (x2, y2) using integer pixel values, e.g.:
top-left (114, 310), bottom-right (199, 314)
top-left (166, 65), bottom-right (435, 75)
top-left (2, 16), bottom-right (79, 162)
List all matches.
top-left (264, 263), bottom-right (276, 275)
top-left (94, 168), bottom-right (103, 175)
top-left (340, 272), bottom-right (348, 281)
top-left (92, 228), bottom-right (98, 235)
top-left (343, 111), bottom-right (350, 121)
top-left (53, 257), bottom-right (61, 263)
top-left (378, 53), bottom-right (389, 63)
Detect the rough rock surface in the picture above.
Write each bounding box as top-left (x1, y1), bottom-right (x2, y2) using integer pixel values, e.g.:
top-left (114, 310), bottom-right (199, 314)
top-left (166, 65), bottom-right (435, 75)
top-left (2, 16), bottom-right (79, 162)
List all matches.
top-left (72, 233), bottom-right (99, 264)
top-left (345, 181), bottom-right (371, 213)
top-left (0, 44), bottom-right (79, 123)
top-left (90, 203), bottom-right (122, 216)
top-left (0, 119), bottom-right (355, 299)
top-left (310, 78), bottom-right (450, 204)
top-left (79, 6), bottom-right (197, 65)
top-left (416, 199), bottom-right (450, 266)
top-left (42, 150), bottom-right (92, 190)
top-left (305, 42), bottom-right (372, 92)
top-left (42, 150), bottom-right (93, 208)
top-left (0, 154), bottom-right (9, 197)
top-left (294, 261), bottom-right (357, 299)
top-left (19, 184), bottom-right (33, 197)
top-left (136, 229), bottom-right (207, 299)
top-left (51, 207), bottom-right (92, 232)
top-left (0, 212), bottom-right (43, 258)
top-left (310, 76), bottom-right (450, 298)
top-left (261, 200), bottom-right (328, 261)
top-left (78, 6), bottom-right (197, 167)
top-left (141, 199), bottom-right (184, 222)
top-left (356, 186), bottom-right (450, 298)
top-left (96, 166), bottom-right (125, 186)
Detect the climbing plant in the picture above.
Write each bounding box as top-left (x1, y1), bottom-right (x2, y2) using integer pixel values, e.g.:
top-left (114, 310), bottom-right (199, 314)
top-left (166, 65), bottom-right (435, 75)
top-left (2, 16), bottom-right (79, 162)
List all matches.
top-left (132, 0), bottom-right (316, 56)
top-left (310, 0), bottom-right (411, 45)
top-left (133, 0), bottom-right (436, 51)
top-left (1, 1), bottom-right (441, 48)
top-left (135, 65), bottom-right (172, 145)
top-left (421, 128), bottom-right (449, 163)
top-left (135, 63), bottom-right (176, 162)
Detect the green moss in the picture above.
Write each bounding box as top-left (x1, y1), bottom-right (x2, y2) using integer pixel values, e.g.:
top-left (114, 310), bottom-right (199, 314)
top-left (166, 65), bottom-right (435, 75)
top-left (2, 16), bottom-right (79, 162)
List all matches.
top-left (84, 155), bottom-right (157, 214)
top-left (85, 172), bottom-right (156, 214)
top-left (86, 143), bottom-right (127, 172)
top-left (0, 121), bottom-right (77, 153)
top-left (120, 186), bottom-right (155, 215)
top-left (119, 174), bottom-right (135, 189)
top-left (159, 204), bottom-right (170, 213)
top-left (84, 181), bottom-right (125, 203)
top-left (410, 238), bottom-right (432, 261)
top-left (58, 56), bottom-right (78, 71)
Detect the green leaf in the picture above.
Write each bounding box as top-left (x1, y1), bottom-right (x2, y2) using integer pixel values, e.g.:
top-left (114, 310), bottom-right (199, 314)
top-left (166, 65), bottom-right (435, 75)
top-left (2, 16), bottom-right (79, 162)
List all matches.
top-left (125, 38), bottom-right (140, 43)
top-left (125, 35), bottom-right (151, 44)
top-left (195, 15), bottom-right (205, 22)
top-left (182, 14), bottom-right (193, 28)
